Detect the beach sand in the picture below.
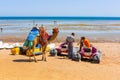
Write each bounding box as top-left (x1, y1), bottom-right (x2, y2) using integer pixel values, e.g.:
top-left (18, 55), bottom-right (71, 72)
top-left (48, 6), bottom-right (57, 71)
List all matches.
top-left (0, 42), bottom-right (120, 80)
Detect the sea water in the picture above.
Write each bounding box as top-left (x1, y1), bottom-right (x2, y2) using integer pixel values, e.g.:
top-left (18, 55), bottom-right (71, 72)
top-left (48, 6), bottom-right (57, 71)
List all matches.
top-left (0, 17), bottom-right (120, 42)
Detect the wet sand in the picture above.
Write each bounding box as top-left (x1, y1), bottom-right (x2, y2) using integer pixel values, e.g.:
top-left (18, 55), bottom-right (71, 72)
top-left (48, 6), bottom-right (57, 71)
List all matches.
top-left (0, 35), bottom-right (120, 43)
top-left (1, 21), bottom-right (120, 43)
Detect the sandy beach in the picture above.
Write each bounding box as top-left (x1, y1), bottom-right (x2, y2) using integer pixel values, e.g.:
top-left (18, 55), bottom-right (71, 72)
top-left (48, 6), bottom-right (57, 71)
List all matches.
top-left (0, 42), bottom-right (120, 80)
top-left (0, 19), bottom-right (120, 80)
top-left (1, 0), bottom-right (120, 79)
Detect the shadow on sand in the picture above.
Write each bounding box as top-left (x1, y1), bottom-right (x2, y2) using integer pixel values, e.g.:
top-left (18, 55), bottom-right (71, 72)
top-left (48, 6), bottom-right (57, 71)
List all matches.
top-left (13, 59), bottom-right (34, 62)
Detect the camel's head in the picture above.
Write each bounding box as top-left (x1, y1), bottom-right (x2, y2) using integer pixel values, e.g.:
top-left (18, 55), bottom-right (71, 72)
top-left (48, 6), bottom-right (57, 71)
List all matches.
top-left (52, 27), bottom-right (59, 33)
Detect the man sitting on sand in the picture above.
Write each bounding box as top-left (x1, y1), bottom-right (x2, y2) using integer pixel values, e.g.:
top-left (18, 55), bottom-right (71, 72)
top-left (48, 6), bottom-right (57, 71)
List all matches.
top-left (77, 36), bottom-right (91, 52)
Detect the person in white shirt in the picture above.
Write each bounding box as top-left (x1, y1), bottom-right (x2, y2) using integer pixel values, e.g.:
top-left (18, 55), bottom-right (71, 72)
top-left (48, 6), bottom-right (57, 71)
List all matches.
top-left (66, 33), bottom-right (75, 59)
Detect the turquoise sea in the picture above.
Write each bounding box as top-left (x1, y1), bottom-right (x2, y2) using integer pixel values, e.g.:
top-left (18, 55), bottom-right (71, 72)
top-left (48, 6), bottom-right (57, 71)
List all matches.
top-left (0, 17), bottom-right (120, 42)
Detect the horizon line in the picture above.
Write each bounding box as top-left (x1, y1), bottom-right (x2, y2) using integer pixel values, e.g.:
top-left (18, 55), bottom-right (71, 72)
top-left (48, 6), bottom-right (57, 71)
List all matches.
top-left (0, 16), bottom-right (120, 17)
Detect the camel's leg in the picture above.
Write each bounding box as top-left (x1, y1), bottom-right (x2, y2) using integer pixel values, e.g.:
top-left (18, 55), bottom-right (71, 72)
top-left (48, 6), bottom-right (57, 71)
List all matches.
top-left (27, 49), bottom-right (32, 62)
top-left (33, 54), bottom-right (37, 62)
top-left (32, 40), bottom-right (37, 62)
top-left (41, 54), bottom-right (44, 61)
top-left (44, 51), bottom-right (47, 61)
top-left (42, 51), bottom-right (47, 61)
top-left (41, 51), bottom-right (45, 61)
top-left (33, 48), bottom-right (36, 62)
top-left (41, 46), bottom-right (44, 61)
top-left (41, 44), bottom-right (47, 61)
top-left (29, 56), bottom-right (32, 62)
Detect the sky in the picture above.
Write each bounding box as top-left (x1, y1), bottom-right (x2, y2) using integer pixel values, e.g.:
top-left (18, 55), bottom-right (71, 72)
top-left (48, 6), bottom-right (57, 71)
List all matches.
top-left (0, 0), bottom-right (120, 17)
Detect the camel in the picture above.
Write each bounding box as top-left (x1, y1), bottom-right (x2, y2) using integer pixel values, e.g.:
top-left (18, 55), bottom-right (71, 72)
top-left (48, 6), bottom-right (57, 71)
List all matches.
top-left (26, 27), bottom-right (59, 62)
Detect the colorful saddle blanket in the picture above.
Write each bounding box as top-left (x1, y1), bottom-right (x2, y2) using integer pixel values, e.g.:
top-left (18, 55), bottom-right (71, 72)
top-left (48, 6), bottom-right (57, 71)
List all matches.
top-left (23, 27), bottom-right (39, 47)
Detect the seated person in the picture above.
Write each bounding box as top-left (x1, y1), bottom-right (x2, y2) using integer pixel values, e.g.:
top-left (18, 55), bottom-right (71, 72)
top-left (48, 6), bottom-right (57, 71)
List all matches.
top-left (81, 44), bottom-right (97, 56)
top-left (83, 44), bottom-right (97, 53)
top-left (77, 36), bottom-right (91, 52)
